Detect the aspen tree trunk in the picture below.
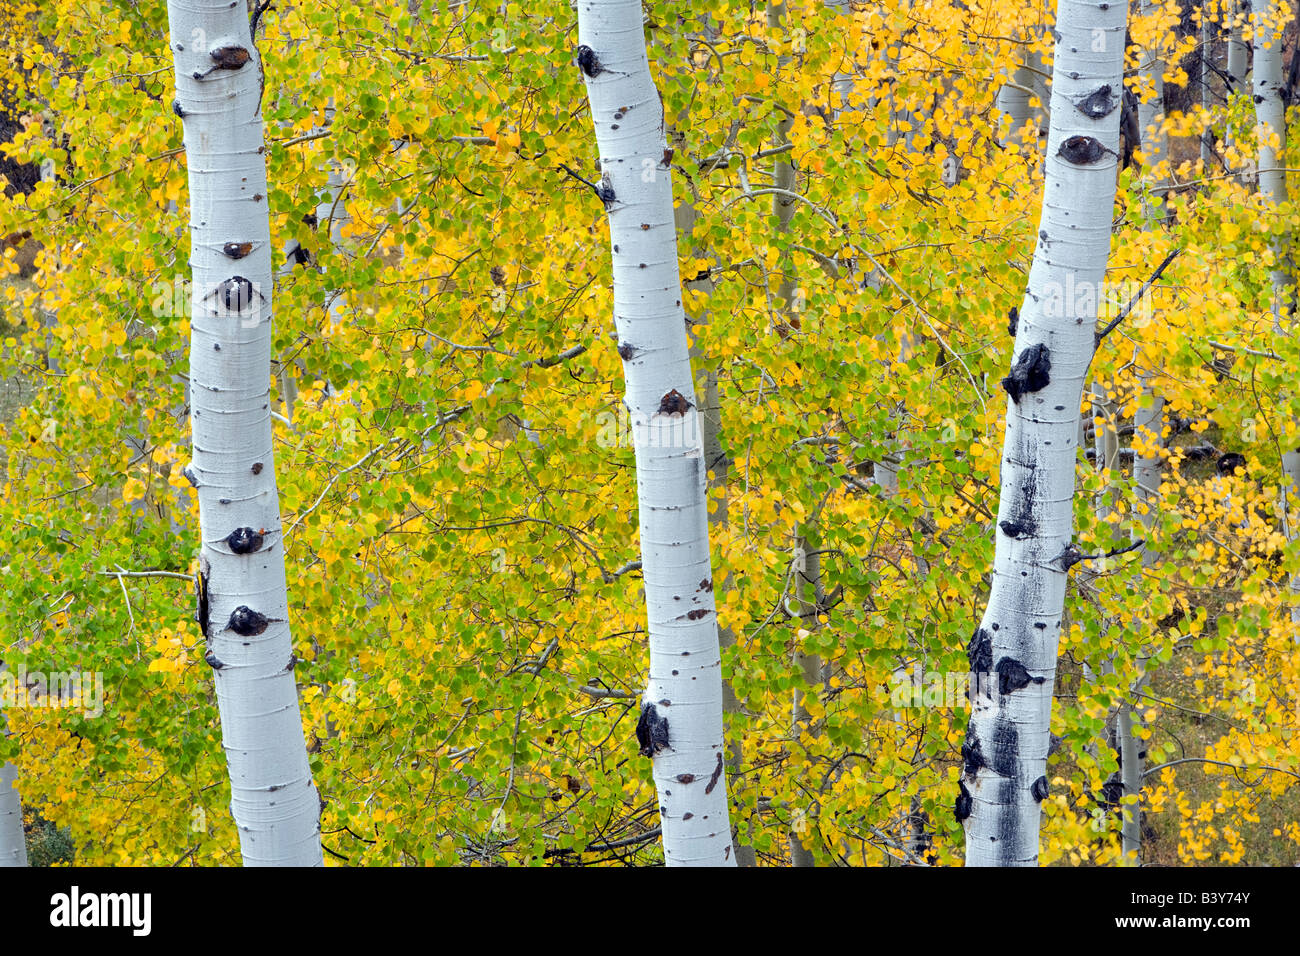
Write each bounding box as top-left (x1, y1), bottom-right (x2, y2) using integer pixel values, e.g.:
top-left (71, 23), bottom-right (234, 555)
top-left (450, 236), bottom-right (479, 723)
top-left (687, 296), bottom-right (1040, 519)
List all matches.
top-left (1118, 385), bottom-right (1164, 861)
top-left (1137, 0), bottom-right (1168, 183)
top-left (961, 0), bottom-right (1128, 866)
top-left (167, 0), bottom-right (323, 866)
top-left (1226, 1), bottom-right (1250, 92)
top-left (1250, 0), bottom-right (1300, 627)
top-left (576, 0), bottom-right (735, 867)
top-left (0, 696), bottom-right (25, 866)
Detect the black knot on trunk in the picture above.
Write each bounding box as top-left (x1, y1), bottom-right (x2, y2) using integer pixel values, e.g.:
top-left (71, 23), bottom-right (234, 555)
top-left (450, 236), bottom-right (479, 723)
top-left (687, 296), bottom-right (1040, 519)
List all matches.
top-left (635, 701), bottom-right (670, 757)
top-left (1075, 85), bottom-right (1117, 118)
top-left (1007, 305), bottom-right (1018, 337)
top-left (1057, 135), bottom-right (1114, 165)
top-left (226, 606), bottom-right (272, 636)
top-left (967, 627), bottom-right (993, 674)
top-left (222, 241), bottom-right (253, 260)
top-left (955, 781), bottom-right (973, 821)
top-left (576, 44), bottom-right (605, 77)
top-left (226, 527), bottom-right (264, 554)
top-left (658, 388), bottom-right (692, 416)
top-left (1001, 343), bottom-right (1051, 403)
top-left (999, 517), bottom-right (1037, 540)
top-left (962, 732), bottom-right (985, 777)
top-left (204, 649), bottom-right (225, 670)
top-left (194, 558), bottom-right (210, 637)
top-left (996, 657), bottom-right (1045, 696)
top-left (194, 45), bottom-right (251, 79)
top-left (1032, 775), bottom-right (1050, 801)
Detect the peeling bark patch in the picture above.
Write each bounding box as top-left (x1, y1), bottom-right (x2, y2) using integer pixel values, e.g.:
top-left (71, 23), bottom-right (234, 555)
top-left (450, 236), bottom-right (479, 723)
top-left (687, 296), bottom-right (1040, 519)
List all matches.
top-left (1001, 343), bottom-right (1051, 403)
top-left (225, 605), bottom-right (276, 636)
top-left (967, 627), bottom-right (993, 674)
top-left (636, 701), bottom-right (670, 756)
top-left (1032, 775), bottom-right (1050, 801)
top-left (222, 241), bottom-right (253, 259)
top-left (194, 556), bottom-right (210, 637)
top-left (226, 527), bottom-right (264, 554)
top-left (658, 389), bottom-right (692, 416)
top-left (204, 649), bottom-right (224, 669)
top-left (1057, 135), bottom-right (1114, 165)
top-left (1075, 85), bottom-right (1117, 118)
top-left (704, 752), bottom-right (724, 795)
top-left (996, 657), bottom-right (1045, 696)
top-left (955, 781), bottom-right (972, 821)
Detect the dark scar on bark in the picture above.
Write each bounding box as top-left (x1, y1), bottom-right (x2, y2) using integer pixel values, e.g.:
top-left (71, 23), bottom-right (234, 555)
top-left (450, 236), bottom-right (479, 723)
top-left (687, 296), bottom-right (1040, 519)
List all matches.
top-left (194, 45), bottom-right (251, 79)
top-left (658, 389), bottom-right (692, 415)
top-left (204, 649), bottom-right (224, 670)
top-left (1007, 306), bottom-right (1018, 337)
top-left (996, 657), bottom-right (1045, 696)
top-left (704, 752), bottom-right (724, 794)
top-left (636, 701), bottom-right (670, 756)
top-left (1075, 85), bottom-right (1118, 118)
top-left (1001, 343), bottom-right (1051, 403)
top-left (194, 555), bottom-right (210, 636)
top-left (999, 517), bottom-right (1037, 539)
top-left (617, 341), bottom-right (637, 361)
top-left (1057, 135), bottom-right (1116, 165)
top-left (224, 606), bottom-right (284, 637)
top-left (226, 527), bottom-right (264, 554)
top-left (968, 627), bottom-right (993, 673)
top-left (1032, 775), bottom-right (1050, 801)
top-left (676, 773), bottom-right (695, 784)
top-left (962, 731), bottom-right (985, 777)
top-left (956, 781), bottom-right (972, 821)
top-left (222, 241), bottom-right (253, 259)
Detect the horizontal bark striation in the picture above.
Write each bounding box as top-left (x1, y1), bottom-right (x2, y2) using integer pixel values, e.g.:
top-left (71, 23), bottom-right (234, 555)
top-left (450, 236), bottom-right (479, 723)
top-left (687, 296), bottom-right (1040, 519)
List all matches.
top-left (963, 0), bottom-right (1129, 867)
top-left (167, 0), bottom-right (322, 866)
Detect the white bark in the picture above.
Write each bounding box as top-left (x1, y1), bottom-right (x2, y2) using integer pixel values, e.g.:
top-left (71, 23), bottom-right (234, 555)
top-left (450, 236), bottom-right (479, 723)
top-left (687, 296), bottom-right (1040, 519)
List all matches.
top-left (1226, 1), bottom-right (1251, 93)
top-left (1250, 0), bottom-right (1300, 628)
top-left (1137, 0), bottom-right (1167, 183)
top-left (577, 0), bottom-right (735, 867)
top-left (0, 761), bottom-right (24, 868)
top-left (0, 680), bottom-right (26, 867)
top-left (1118, 384), bottom-right (1163, 862)
top-left (167, 0), bottom-right (323, 866)
top-left (961, 0), bottom-right (1128, 866)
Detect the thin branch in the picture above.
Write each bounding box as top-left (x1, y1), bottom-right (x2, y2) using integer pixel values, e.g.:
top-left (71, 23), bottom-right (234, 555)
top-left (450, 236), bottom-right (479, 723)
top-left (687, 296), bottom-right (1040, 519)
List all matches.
top-left (1094, 248), bottom-right (1180, 344)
